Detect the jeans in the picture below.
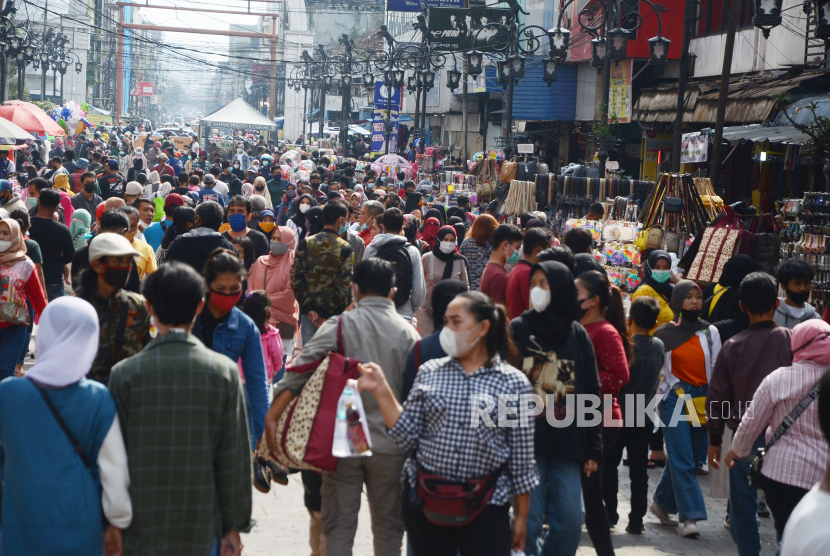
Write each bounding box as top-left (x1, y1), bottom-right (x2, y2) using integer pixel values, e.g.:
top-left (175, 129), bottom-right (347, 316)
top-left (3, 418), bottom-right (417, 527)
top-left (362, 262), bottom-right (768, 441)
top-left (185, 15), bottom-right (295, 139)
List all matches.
top-left (301, 314), bottom-right (319, 345)
top-left (16, 302), bottom-right (35, 366)
top-left (603, 419), bottom-right (651, 528)
top-left (525, 457), bottom-right (584, 556)
top-left (0, 325), bottom-right (29, 380)
top-left (729, 435), bottom-right (765, 556)
top-left (653, 384), bottom-right (708, 522)
top-left (45, 282), bottom-right (65, 301)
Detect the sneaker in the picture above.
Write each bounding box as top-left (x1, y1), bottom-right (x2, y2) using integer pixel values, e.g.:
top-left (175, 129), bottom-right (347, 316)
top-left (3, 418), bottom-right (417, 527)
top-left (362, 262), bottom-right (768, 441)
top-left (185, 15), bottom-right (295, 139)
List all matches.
top-left (758, 501), bottom-right (770, 518)
top-left (626, 523), bottom-right (644, 535)
top-left (253, 457), bottom-right (271, 494)
top-left (265, 460), bottom-right (289, 486)
top-left (724, 512), bottom-right (730, 529)
top-left (679, 520), bottom-right (700, 538)
top-left (650, 501), bottom-right (679, 527)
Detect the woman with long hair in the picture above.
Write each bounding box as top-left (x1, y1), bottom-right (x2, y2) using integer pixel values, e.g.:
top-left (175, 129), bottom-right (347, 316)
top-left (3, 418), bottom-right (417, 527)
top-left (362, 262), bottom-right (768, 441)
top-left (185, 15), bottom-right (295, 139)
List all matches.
top-left (359, 291), bottom-right (537, 556)
top-left (459, 213), bottom-right (497, 291)
top-left (509, 261), bottom-right (602, 556)
top-left (575, 270), bottom-right (631, 555)
top-left (650, 280), bottom-right (722, 538)
top-left (416, 225), bottom-right (469, 337)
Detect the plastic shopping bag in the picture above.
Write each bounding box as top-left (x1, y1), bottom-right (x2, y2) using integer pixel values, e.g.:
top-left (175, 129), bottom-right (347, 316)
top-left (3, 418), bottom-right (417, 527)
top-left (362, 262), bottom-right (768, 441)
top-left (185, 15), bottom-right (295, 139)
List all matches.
top-left (332, 379), bottom-right (373, 458)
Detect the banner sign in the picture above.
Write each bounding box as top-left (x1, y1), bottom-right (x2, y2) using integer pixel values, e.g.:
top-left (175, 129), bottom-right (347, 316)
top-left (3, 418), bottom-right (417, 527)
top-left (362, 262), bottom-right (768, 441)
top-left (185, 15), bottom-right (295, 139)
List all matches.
top-left (428, 7), bottom-right (512, 52)
top-left (608, 60), bottom-right (632, 123)
top-left (134, 81), bottom-right (154, 96)
top-left (371, 82), bottom-right (400, 156)
top-left (680, 132), bottom-right (708, 163)
top-left (388, 0), bottom-right (462, 12)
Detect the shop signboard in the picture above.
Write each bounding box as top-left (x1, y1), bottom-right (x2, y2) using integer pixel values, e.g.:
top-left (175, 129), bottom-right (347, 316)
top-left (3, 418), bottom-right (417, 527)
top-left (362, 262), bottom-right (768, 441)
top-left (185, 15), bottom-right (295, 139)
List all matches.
top-left (371, 82), bottom-right (400, 156)
top-left (387, 0), bottom-right (462, 11)
top-left (427, 7), bottom-right (512, 52)
top-left (680, 132), bottom-right (708, 163)
top-left (134, 81), bottom-right (154, 96)
top-left (608, 60), bottom-right (632, 123)
top-left (517, 143), bottom-right (534, 153)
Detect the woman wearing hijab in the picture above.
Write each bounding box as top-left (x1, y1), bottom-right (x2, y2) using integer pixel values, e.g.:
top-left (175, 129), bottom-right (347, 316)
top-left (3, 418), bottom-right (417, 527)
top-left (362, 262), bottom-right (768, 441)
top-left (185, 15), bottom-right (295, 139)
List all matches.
top-left (304, 206), bottom-right (325, 237)
top-left (573, 252), bottom-right (605, 277)
top-left (509, 261), bottom-right (603, 556)
top-left (350, 191), bottom-right (363, 220)
top-left (631, 250), bottom-right (675, 330)
top-left (702, 254), bottom-right (757, 342)
top-left (651, 280), bottom-right (722, 539)
top-left (70, 209), bottom-right (91, 250)
top-left (725, 319), bottom-right (830, 540)
top-left (0, 297), bottom-right (132, 555)
top-left (403, 190), bottom-right (423, 215)
top-left (288, 193), bottom-right (317, 241)
top-left (257, 209), bottom-right (277, 240)
top-left (417, 216), bottom-right (441, 254)
top-left (132, 146), bottom-right (148, 171)
top-left (423, 207), bottom-right (445, 228)
top-left (447, 216), bottom-right (467, 248)
top-left (416, 225), bottom-right (470, 337)
top-left (247, 225), bottom-right (300, 360)
top-left (228, 177), bottom-right (244, 200)
top-left (126, 157), bottom-right (146, 183)
top-left (253, 176), bottom-right (273, 208)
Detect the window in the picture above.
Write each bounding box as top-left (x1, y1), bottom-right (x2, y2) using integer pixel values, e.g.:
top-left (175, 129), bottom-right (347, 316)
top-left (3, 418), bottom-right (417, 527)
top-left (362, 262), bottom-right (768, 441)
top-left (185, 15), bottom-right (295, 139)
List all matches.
top-left (695, 0), bottom-right (753, 37)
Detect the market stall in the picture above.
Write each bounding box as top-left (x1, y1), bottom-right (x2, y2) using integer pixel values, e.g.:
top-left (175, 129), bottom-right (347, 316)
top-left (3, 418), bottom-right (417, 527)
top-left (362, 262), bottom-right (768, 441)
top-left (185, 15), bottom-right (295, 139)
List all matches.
top-left (199, 98), bottom-right (278, 147)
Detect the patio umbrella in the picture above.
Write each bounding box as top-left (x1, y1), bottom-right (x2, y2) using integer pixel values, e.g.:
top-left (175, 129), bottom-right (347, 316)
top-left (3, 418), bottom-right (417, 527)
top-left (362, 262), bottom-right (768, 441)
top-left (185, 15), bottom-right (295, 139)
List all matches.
top-left (0, 117), bottom-right (35, 144)
top-left (0, 100), bottom-right (66, 137)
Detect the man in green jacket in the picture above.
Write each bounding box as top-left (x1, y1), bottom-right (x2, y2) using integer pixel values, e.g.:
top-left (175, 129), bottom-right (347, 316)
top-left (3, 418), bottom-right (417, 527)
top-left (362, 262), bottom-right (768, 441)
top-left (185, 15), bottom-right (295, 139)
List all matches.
top-left (109, 262), bottom-right (252, 556)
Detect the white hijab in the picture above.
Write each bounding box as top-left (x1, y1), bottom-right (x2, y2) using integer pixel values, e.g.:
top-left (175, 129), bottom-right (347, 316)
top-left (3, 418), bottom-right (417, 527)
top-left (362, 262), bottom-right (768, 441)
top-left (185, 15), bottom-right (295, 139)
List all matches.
top-left (25, 297), bottom-right (100, 388)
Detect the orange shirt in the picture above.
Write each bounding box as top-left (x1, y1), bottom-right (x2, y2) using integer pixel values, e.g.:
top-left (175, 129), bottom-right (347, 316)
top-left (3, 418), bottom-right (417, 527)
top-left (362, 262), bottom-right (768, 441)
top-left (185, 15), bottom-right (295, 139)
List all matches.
top-left (671, 336), bottom-right (707, 386)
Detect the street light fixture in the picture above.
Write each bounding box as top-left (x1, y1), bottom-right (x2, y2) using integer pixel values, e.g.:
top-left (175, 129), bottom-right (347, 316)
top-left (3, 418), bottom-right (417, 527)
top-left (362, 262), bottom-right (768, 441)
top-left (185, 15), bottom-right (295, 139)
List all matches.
top-left (542, 56), bottom-right (558, 85)
top-left (508, 55), bottom-right (525, 80)
top-left (446, 67), bottom-right (461, 90)
top-left (547, 27), bottom-right (570, 62)
top-left (363, 72), bottom-right (374, 88)
top-left (648, 35), bottom-right (671, 67)
top-left (422, 70), bottom-right (434, 90)
top-left (753, 0), bottom-right (783, 37)
top-left (497, 59), bottom-right (509, 84)
top-left (407, 73), bottom-right (417, 92)
top-left (466, 50), bottom-right (483, 76)
top-left (607, 27), bottom-right (633, 61)
top-left (591, 37), bottom-right (607, 70)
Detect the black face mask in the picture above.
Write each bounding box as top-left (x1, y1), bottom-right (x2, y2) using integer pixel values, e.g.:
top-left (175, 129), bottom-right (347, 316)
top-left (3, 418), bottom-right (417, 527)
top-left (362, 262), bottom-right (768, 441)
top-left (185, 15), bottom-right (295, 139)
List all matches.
top-left (84, 182), bottom-right (96, 193)
top-left (255, 186), bottom-right (265, 191)
top-left (786, 288), bottom-right (811, 305)
top-left (681, 309), bottom-right (701, 321)
top-left (101, 263), bottom-right (131, 290)
top-left (576, 298), bottom-right (588, 321)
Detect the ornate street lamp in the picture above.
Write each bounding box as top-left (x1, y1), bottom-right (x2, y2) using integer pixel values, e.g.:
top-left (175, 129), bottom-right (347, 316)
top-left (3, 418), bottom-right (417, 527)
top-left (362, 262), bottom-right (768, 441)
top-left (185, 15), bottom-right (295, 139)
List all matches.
top-left (607, 28), bottom-right (633, 61)
top-left (446, 67), bottom-right (461, 90)
top-left (547, 27), bottom-right (570, 62)
top-left (508, 55), bottom-right (525, 80)
top-left (542, 56), bottom-right (558, 85)
top-left (407, 73), bottom-right (417, 92)
top-left (363, 72), bottom-right (374, 88)
top-left (591, 37), bottom-right (607, 70)
top-left (393, 69), bottom-right (405, 88)
top-left (648, 35), bottom-right (671, 68)
top-left (753, 0), bottom-right (784, 37)
top-left (422, 70), bottom-right (435, 90)
top-left (466, 50), bottom-right (483, 76)
top-left (497, 60), bottom-right (509, 85)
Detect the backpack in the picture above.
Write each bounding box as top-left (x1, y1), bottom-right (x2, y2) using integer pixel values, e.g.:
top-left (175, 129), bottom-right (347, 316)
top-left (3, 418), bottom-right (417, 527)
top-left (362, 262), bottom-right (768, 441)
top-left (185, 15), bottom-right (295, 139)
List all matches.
top-left (374, 241), bottom-right (413, 309)
top-left (152, 196), bottom-right (165, 222)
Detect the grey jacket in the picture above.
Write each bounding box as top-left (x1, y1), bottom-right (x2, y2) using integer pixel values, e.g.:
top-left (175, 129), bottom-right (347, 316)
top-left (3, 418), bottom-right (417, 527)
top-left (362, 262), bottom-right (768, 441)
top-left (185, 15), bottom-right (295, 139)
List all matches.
top-left (773, 298), bottom-right (820, 329)
top-left (274, 296), bottom-right (420, 454)
top-left (362, 233), bottom-right (426, 322)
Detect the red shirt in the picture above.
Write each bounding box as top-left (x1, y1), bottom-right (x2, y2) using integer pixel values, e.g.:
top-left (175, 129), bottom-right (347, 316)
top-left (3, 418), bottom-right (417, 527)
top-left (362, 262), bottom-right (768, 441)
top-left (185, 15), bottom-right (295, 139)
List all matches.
top-left (480, 262), bottom-right (508, 304)
top-left (584, 320), bottom-right (629, 426)
top-left (506, 260), bottom-right (532, 319)
top-left (152, 163), bottom-right (175, 177)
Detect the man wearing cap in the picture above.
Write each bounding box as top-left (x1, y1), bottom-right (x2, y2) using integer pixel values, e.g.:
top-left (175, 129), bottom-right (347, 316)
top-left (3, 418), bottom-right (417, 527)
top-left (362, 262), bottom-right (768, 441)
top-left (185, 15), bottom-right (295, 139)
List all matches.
top-left (98, 159), bottom-right (125, 200)
top-left (197, 175), bottom-right (225, 207)
top-left (232, 143), bottom-right (250, 172)
top-left (71, 172), bottom-right (104, 223)
top-left (192, 149), bottom-right (209, 172)
top-left (0, 179), bottom-right (26, 214)
top-left (143, 193), bottom-right (184, 252)
top-left (124, 181), bottom-right (143, 206)
top-left (72, 209), bottom-right (141, 294)
top-left (169, 151), bottom-right (184, 177)
top-left (152, 153), bottom-right (174, 177)
top-left (76, 232), bottom-right (151, 385)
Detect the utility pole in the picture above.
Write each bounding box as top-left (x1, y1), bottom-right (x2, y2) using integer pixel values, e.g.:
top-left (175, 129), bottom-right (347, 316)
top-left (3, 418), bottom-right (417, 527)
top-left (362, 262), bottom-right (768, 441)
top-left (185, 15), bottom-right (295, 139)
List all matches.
top-left (316, 45), bottom-right (327, 149)
top-left (462, 56), bottom-right (468, 163)
top-left (670, 0), bottom-right (695, 173)
top-left (709, 0), bottom-right (738, 189)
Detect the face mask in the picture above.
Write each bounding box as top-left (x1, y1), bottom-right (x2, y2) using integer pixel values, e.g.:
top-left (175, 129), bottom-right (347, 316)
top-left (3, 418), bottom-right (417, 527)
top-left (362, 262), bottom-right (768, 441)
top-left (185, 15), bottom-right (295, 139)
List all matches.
top-left (84, 182), bottom-right (96, 193)
top-left (238, 149), bottom-right (243, 154)
top-left (228, 213), bottom-right (247, 232)
top-left (681, 309), bottom-right (701, 321)
top-left (359, 222), bottom-right (369, 232)
top-left (439, 241), bottom-right (456, 254)
top-left (439, 323), bottom-right (481, 358)
top-left (507, 245), bottom-right (520, 265)
top-left (299, 203), bottom-right (310, 214)
top-left (233, 163), bottom-right (240, 169)
top-left (286, 191), bottom-right (297, 201)
top-left (263, 161), bottom-right (270, 167)
top-left (259, 221), bottom-right (276, 233)
top-left (530, 287), bottom-right (551, 312)
top-left (651, 269), bottom-right (671, 284)
top-left (576, 298), bottom-right (589, 321)
top-left (270, 241), bottom-right (288, 256)
top-left (255, 185), bottom-right (265, 192)
top-left (27, 197), bottom-right (37, 208)
top-left (338, 223), bottom-right (348, 235)
top-left (786, 288), bottom-right (811, 305)
top-left (208, 289), bottom-right (241, 313)
top-left (0, 240), bottom-right (12, 252)
top-left (138, 220), bottom-right (150, 230)
top-left (101, 263), bottom-right (131, 290)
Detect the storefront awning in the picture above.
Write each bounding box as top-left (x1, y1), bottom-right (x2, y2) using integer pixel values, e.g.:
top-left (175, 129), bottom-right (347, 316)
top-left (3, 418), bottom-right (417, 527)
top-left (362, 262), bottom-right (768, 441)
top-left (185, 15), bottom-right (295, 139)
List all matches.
top-left (701, 124), bottom-right (811, 145)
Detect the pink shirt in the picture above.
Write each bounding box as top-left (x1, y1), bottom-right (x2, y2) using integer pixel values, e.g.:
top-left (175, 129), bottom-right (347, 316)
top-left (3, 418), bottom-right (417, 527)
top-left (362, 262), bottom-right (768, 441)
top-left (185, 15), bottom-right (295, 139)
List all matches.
top-left (239, 325), bottom-right (284, 385)
top-left (732, 361), bottom-right (830, 490)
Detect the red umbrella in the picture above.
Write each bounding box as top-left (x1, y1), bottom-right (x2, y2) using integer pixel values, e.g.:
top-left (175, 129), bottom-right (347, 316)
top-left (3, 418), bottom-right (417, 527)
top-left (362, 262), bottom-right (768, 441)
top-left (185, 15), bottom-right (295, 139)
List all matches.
top-left (0, 100), bottom-right (66, 137)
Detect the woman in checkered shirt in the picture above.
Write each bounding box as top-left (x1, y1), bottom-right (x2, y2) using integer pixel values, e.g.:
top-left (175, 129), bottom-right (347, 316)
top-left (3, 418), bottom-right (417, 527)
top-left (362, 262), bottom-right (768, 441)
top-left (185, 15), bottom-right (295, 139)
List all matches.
top-left (357, 291), bottom-right (538, 556)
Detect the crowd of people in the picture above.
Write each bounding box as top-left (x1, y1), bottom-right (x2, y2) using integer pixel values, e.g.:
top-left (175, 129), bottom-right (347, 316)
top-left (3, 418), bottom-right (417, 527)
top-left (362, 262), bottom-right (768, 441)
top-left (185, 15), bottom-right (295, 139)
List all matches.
top-left (0, 129), bottom-right (829, 556)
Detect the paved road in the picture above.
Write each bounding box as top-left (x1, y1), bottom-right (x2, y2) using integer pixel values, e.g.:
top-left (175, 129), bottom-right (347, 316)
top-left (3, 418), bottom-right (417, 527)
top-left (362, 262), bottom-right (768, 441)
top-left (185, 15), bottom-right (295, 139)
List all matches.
top-left (242, 464), bottom-right (780, 556)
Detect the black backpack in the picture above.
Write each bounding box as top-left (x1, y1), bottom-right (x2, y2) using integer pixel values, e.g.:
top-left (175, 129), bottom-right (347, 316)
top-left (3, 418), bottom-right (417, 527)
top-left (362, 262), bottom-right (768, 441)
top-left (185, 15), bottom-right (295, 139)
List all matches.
top-left (374, 242), bottom-right (413, 308)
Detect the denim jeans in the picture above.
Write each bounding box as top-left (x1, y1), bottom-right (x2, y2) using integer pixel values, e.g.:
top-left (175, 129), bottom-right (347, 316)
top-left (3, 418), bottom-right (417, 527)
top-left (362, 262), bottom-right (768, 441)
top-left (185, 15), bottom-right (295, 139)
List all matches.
top-left (45, 282), bottom-right (65, 302)
top-left (301, 314), bottom-right (319, 345)
top-left (0, 325), bottom-right (29, 381)
top-left (525, 457), bottom-right (584, 556)
top-left (729, 435), bottom-right (765, 556)
top-left (653, 384), bottom-right (708, 522)
top-left (16, 302), bottom-right (35, 366)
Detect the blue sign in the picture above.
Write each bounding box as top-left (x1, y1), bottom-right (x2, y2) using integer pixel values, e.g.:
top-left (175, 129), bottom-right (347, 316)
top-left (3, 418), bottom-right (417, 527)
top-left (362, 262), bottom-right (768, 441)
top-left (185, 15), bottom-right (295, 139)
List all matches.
top-left (387, 0), bottom-right (463, 12)
top-left (371, 82), bottom-right (401, 156)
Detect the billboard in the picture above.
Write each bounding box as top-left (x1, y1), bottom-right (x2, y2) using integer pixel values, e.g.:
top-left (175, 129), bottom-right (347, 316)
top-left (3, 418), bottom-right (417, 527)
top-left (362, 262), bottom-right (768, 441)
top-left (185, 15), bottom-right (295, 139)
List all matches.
top-left (608, 60), bottom-right (631, 123)
top-left (387, 0), bottom-right (462, 11)
top-left (134, 81), bottom-right (154, 96)
top-left (370, 82), bottom-right (401, 156)
top-left (427, 7), bottom-right (512, 52)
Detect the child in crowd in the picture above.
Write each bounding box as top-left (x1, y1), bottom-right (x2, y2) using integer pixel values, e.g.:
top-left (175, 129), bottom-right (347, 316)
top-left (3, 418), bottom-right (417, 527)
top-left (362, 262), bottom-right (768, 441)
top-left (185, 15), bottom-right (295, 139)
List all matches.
top-left (774, 259), bottom-right (820, 329)
top-left (242, 290), bottom-right (285, 391)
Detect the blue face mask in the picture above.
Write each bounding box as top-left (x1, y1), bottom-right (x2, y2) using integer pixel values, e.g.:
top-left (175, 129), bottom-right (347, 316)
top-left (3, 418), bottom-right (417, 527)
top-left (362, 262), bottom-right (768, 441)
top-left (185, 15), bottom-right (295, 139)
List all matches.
top-left (228, 213), bottom-right (247, 232)
top-left (338, 224), bottom-right (348, 235)
top-left (359, 223), bottom-right (369, 232)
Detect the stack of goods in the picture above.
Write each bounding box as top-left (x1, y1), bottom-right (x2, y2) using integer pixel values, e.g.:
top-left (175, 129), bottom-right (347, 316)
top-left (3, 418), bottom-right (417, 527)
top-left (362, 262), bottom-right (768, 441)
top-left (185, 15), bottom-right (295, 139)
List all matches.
top-left (502, 179), bottom-right (537, 215)
top-left (779, 193), bottom-right (828, 316)
top-left (693, 176), bottom-right (724, 220)
top-left (469, 158), bottom-right (500, 204)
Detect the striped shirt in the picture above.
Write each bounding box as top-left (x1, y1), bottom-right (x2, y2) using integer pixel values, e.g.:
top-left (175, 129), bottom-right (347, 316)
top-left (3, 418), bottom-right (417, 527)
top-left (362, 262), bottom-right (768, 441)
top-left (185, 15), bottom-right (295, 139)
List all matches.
top-left (731, 361), bottom-right (830, 490)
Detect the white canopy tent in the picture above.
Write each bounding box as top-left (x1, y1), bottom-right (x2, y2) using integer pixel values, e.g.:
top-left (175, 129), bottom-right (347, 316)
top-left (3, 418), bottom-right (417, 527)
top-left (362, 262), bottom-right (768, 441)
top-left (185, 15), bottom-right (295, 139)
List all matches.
top-left (199, 98), bottom-right (278, 140)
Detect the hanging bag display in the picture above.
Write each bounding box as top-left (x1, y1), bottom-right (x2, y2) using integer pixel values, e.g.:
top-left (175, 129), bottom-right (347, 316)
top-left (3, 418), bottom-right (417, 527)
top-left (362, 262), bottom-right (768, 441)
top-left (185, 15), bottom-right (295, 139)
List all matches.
top-left (685, 207), bottom-right (744, 284)
top-left (751, 213), bottom-right (782, 274)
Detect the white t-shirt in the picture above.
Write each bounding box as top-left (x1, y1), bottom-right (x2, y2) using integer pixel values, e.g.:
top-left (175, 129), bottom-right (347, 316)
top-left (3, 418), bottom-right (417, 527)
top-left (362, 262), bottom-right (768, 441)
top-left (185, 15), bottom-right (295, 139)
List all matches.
top-left (781, 485), bottom-right (830, 556)
top-left (785, 303), bottom-right (807, 319)
top-left (213, 180), bottom-right (229, 198)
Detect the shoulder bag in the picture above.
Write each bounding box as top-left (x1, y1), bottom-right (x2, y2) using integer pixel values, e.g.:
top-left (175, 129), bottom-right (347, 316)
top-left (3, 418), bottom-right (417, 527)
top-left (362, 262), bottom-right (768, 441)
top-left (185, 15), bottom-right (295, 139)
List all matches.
top-left (749, 381), bottom-right (821, 488)
top-left (29, 378), bottom-right (92, 469)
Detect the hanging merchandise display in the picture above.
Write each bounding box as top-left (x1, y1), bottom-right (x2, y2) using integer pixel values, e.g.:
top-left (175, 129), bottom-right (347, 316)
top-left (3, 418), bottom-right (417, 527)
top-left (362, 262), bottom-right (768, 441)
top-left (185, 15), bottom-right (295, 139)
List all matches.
top-left (502, 180), bottom-right (537, 215)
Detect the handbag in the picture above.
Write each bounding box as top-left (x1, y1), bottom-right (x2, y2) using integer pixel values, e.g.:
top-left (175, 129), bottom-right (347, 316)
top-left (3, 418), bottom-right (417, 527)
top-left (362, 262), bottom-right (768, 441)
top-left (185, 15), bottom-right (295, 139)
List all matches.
top-left (664, 197), bottom-right (683, 214)
top-left (416, 465), bottom-right (503, 527)
top-left (499, 161), bottom-right (516, 184)
top-left (645, 225), bottom-right (665, 250)
top-left (751, 214), bottom-right (782, 274)
top-left (749, 381), bottom-right (821, 488)
top-left (662, 230), bottom-right (680, 253)
top-left (685, 208), bottom-right (743, 284)
top-left (29, 378), bottom-right (92, 469)
top-left (271, 316), bottom-right (361, 472)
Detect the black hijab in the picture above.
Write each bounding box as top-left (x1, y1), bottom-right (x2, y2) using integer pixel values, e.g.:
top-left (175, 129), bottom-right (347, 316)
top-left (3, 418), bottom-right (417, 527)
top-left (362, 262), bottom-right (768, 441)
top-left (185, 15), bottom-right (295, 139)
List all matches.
top-left (430, 279), bottom-right (469, 330)
top-left (305, 206), bottom-right (325, 237)
top-left (573, 253), bottom-right (605, 277)
top-left (446, 206), bottom-right (466, 222)
top-left (448, 216), bottom-right (467, 248)
top-left (292, 194), bottom-right (318, 240)
top-left (638, 249), bottom-right (674, 305)
top-left (429, 204), bottom-right (447, 226)
top-left (703, 254), bottom-right (756, 322)
top-left (654, 280), bottom-right (710, 351)
top-left (522, 261), bottom-right (579, 344)
top-left (228, 178), bottom-right (243, 198)
top-left (403, 191), bottom-right (423, 215)
top-left (432, 225), bottom-right (466, 281)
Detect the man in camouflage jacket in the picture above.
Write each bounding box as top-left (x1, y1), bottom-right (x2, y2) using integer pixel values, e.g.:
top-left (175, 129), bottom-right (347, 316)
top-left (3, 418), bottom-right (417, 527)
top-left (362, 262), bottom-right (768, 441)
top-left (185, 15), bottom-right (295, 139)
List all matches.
top-left (290, 201), bottom-right (354, 344)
